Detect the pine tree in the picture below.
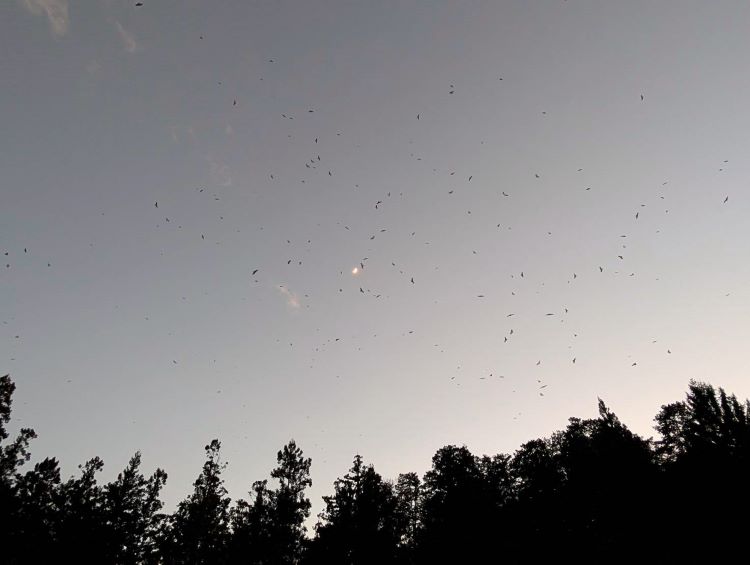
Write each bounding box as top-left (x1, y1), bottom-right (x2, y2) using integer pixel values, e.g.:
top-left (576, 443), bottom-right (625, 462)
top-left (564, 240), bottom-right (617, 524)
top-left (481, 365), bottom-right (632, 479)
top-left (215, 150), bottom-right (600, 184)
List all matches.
top-left (269, 440), bottom-right (312, 564)
top-left (162, 439), bottom-right (231, 564)
top-left (102, 451), bottom-right (167, 564)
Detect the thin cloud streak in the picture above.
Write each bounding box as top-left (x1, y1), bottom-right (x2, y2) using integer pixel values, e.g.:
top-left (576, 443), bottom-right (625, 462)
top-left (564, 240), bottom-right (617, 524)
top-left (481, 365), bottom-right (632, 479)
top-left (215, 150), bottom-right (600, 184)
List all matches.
top-left (21, 0), bottom-right (69, 36)
top-left (115, 20), bottom-right (138, 53)
top-left (276, 285), bottom-right (301, 309)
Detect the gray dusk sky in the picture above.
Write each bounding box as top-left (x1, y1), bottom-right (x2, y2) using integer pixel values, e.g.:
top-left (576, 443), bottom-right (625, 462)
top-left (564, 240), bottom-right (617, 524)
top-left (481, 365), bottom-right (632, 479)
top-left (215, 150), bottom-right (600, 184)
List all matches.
top-left (2, 0), bottom-right (750, 518)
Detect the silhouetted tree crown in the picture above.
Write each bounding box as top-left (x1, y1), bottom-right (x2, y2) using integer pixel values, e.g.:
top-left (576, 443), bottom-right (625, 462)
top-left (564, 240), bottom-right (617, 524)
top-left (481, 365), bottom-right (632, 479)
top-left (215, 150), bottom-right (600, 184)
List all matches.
top-left (160, 439), bottom-right (231, 564)
top-left (307, 454), bottom-right (402, 564)
top-left (1, 374), bottom-right (749, 563)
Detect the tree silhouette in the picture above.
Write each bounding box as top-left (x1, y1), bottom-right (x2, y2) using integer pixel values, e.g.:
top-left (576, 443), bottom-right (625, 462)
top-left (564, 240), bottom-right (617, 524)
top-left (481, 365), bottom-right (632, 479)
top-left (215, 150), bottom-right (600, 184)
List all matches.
top-left (417, 445), bottom-right (499, 563)
top-left (2, 373), bottom-right (750, 563)
top-left (228, 479), bottom-right (275, 564)
top-left (306, 454), bottom-right (402, 564)
top-left (393, 471), bottom-right (421, 562)
top-left (102, 452), bottom-right (168, 564)
top-left (228, 439), bottom-right (312, 564)
top-left (10, 457), bottom-right (61, 563)
top-left (653, 380), bottom-right (750, 558)
top-left (268, 440), bottom-right (312, 564)
top-left (1, 374), bottom-right (45, 564)
top-left (160, 439), bottom-right (231, 564)
top-left (554, 400), bottom-right (657, 560)
top-left (56, 456), bottom-right (109, 561)
top-left (0, 376), bottom-right (36, 482)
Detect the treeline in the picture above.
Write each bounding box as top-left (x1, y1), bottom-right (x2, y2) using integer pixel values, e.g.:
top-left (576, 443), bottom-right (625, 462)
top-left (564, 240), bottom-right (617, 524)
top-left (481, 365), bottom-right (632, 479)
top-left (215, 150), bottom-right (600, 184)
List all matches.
top-left (1, 374), bottom-right (749, 564)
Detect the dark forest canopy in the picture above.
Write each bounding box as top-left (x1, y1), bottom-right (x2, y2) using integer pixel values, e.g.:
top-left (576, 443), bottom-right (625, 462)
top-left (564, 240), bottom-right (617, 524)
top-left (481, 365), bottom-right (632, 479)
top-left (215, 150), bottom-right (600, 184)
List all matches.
top-left (1, 373), bottom-right (749, 564)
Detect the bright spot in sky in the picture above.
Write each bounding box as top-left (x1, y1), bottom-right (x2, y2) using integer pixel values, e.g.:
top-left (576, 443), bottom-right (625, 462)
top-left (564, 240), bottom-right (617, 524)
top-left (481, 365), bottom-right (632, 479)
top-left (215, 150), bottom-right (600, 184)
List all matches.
top-left (352, 267), bottom-right (359, 275)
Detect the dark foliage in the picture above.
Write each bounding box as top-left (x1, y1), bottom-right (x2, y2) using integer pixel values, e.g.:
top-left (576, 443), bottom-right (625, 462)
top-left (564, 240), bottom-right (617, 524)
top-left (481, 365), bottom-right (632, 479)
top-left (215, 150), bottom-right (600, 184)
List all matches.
top-left (304, 455), bottom-right (402, 564)
top-left (1, 373), bottom-right (749, 563)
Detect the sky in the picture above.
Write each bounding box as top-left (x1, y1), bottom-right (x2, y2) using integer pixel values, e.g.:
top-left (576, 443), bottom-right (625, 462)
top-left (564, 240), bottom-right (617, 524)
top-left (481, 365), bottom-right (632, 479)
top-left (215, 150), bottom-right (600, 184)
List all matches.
top-left (2, 0), bottom-right (750, 522)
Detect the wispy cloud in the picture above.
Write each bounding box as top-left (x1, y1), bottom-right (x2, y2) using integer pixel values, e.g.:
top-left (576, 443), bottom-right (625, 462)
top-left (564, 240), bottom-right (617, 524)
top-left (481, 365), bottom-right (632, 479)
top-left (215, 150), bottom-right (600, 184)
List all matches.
top-left (115, 20), bottom-right (138, 53)
top-left (21, 0), bottom-right (69, 36)
top-left (276, 285), bottom-right (300, 309)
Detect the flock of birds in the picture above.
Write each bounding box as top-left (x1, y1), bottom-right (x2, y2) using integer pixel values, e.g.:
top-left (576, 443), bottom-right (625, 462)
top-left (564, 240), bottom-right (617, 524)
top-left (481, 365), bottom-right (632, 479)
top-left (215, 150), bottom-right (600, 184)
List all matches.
top-left (1, 3), bottom-right (738, 428)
